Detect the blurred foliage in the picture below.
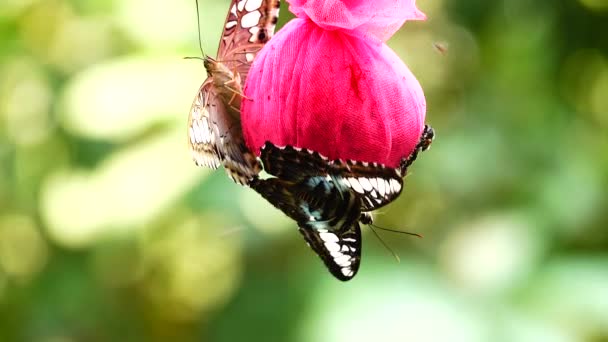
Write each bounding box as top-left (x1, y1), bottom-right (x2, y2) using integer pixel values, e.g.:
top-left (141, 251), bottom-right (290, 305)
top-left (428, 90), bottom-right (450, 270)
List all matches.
top-left (0, 0), bottom-right (607, 341)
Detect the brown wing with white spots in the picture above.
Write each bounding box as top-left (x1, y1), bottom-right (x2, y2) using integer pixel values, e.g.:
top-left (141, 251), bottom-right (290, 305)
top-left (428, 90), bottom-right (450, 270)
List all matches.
top-left (218, 0), bottom-right (281, 83)
top-left (188, 80), bottom-right (221, 169)
top-left (188, 81), bottom-right (261, 184)
top-left (259, 142), bottom-right (404, 211)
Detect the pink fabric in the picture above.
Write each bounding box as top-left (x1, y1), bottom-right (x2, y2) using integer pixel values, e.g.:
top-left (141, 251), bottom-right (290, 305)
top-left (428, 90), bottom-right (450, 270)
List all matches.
top-left (242, 0), bottom-right (426, 168)
top-left (288, 0), bottom-right (426, 42)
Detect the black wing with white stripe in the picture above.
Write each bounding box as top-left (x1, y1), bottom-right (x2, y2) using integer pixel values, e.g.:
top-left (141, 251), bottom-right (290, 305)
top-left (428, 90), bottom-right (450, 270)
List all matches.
top-left (258, 142), bottom-right (404, 211)
top-left (250, 177), bottom-right (364, 281)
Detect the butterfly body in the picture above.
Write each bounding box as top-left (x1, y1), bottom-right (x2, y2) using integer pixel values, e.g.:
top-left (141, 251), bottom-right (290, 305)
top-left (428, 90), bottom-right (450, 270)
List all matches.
top-left (188, 0), bottom-right (280, 185)
top-left (202, 56), bottom-right (243, 119)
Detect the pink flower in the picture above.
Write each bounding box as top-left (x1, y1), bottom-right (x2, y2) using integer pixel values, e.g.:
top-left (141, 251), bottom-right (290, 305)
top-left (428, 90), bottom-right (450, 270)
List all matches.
top-left (242, 0), bottom-right (427, 168)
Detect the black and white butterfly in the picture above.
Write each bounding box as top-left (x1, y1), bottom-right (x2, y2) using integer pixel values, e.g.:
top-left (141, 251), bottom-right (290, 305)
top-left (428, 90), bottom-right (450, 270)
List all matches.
top-left (251, 125), bottom-right (435, 281)
top-left (188, 0), bottom-right (281, 185)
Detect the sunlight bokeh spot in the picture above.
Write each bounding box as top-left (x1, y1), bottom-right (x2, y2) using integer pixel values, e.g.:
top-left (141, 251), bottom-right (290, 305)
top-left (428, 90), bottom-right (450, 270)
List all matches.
top-left (41, 129), bottom-right (206, 248)
top-left (525, 257), bottom-right (608, 340)
top-left (439, 213), bottom-right (542, 295)
top-left (116, 0), bottom-right (197, 49)
top-left (578, 0), bottom-right (608, 11)
top-left (0, 58), bottom-right (52, 145)
top-left (18, 0), bottom-right (72, 61)
top-left (48, 16), bottom-right (115, 73)
top-left (561, 49), bottom-right (608, 127)
top-left (59, 57), bottom-right (204, 141)
top-left (538, 159), bottom-right (603, 236)
top-left (0, 215), bottom-right (48, 282)
top-left (301, 264), bottom-right (489, 342)
top-left (139, 215), bottom-right (243, 321)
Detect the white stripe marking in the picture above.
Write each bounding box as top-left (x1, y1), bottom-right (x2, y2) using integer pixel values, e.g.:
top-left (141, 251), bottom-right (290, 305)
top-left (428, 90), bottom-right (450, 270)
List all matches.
top-left (334, 255), bottom-right (350, 265)
top-left (319, 232), bottom-right (339, 243)
top-left (348, 177), bottom-right (364, 194)
top-left (359, 177), bottom-right (373, 191)
top-left (377, 177), bottom-right (385, 196)
top-left (341, 268), bottom-right (353, 277)
top-left (194, 121), bottom-right (204, 143)
top-left (324, 242), bottom-right (340, 253)
top-left (189, 127), bottom-right (196, 144)
top-left (370, 177), bottom-right (378, 190)
top-left (390, 179), bottom-right (401, 193)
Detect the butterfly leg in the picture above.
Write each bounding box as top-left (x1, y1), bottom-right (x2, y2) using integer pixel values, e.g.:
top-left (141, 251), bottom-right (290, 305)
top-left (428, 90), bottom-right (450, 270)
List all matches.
top-left (399, 124), bottom-right (435, 174)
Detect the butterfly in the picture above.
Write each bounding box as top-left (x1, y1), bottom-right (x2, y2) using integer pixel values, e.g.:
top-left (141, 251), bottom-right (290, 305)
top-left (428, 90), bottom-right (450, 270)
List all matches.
top-left (188, 0), bottom-right (281, 185)
top-left (251, 125), bottom-right (435, 281)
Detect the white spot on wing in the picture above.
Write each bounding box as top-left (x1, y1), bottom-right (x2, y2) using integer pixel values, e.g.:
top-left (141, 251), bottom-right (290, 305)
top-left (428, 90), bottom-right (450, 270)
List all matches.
top-left (245, 53), bottom-right (254, 62)
top-left (241, 10), bottom-right (261, 28)
top-left (225, 20), bottom-right (237, 29)
top-left (245, 0), bottom-right (263, 11)
top-left (237, 0), bottom-right (246, 11)
top-left (249, 26), bottom-right (260, 36)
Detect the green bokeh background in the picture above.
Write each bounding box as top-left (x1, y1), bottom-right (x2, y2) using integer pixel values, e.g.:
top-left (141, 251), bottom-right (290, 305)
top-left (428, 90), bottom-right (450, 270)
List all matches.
top-left (1, 0), bottom-right (607, 341)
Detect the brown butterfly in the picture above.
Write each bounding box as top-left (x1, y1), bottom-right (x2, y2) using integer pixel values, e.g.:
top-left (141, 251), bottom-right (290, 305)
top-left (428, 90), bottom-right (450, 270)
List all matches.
top-left (188, 0), bottom-right (281, 185)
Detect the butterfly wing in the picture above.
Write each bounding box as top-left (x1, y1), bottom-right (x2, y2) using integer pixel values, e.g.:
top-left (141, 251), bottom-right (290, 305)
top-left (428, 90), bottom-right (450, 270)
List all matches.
top-left (188, 0), bottom-right (279, 183)
top-left (250, 177), bottom-right (363, 281)
top-left (258, 142), bottom-right (331, 181)
top-left (188, 80), bottom-right (261, 184)
top-left (297, 220), bottom-right (362, 281)
top-left (259, 142), bottom-right (404, 211)
top-left (331, 159), bottom-right (404, 212)
top-left (188, 80), bottom-right (221, 169)
top-left (218, 0), bottom-right (281, 83)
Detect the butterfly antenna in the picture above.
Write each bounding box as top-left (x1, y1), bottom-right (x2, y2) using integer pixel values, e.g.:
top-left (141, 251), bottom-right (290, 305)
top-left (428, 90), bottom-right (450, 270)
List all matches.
top-left (370, 223), bottom-right (423, 238)
top-left (195, 0), bottom-right (206, 57)
top-left (368, 224), bottom-right (401, 263)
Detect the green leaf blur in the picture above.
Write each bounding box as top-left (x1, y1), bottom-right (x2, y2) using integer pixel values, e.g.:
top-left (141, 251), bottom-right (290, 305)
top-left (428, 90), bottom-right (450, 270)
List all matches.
top-left (0, 0), bottom-right (607, 341)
